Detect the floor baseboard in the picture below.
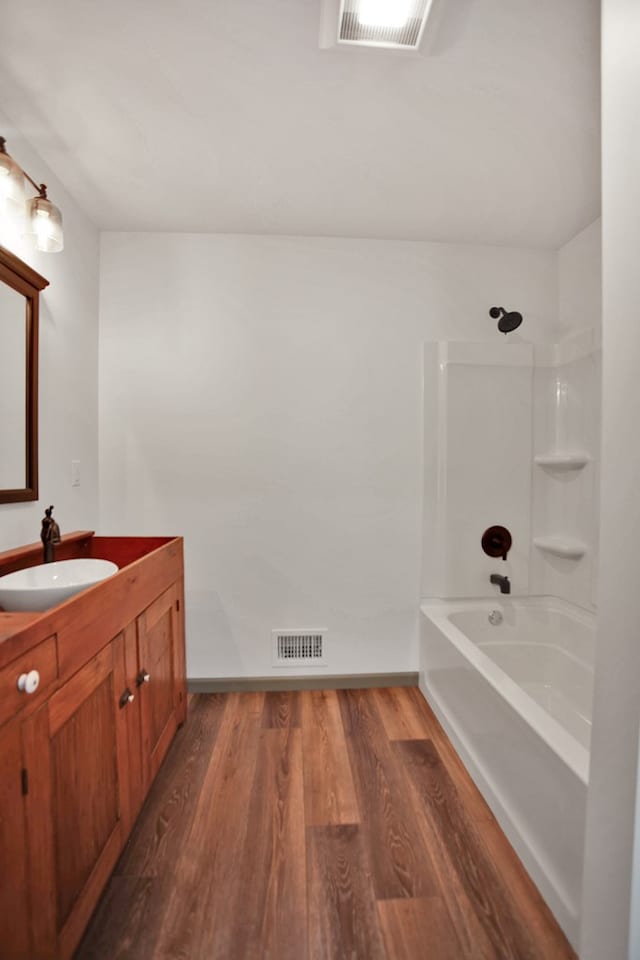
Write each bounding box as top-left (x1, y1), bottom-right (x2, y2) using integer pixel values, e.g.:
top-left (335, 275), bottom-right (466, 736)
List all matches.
top-left (187, 672), bottom-right (419, 693)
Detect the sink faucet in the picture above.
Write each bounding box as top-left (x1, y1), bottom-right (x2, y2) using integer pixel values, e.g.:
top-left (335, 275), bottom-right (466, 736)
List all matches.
top-left (41, 505), bottom-right (61, 563)
top-left (490, 573), bottom-right (511, 595)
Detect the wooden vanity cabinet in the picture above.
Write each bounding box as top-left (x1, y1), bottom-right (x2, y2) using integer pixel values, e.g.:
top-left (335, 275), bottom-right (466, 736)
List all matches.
top-left (0, 534), bottom-right (187, 960)
top-left (0, 633), bottom-right (62, 959)
top-left (22, 639), bottom-right (131, 960)
top-left (0, 718), bottom-right (32, 959)
top-left (119, 620), bottom-right (145, 827)
top-left (137, 582), bottom-right (185, 788)
top-left (116, 582), bottom-right (187, 826)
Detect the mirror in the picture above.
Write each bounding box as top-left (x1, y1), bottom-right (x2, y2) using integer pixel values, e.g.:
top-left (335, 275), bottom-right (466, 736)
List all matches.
top-left (0, 245), bottom-right (48, 503)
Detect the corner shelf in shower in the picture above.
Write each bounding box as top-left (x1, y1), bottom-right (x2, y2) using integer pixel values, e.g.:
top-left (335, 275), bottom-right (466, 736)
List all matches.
top-left (533, 536), bottom-right (588, 559)
top-left (534, 453), bottom-right (590, 470)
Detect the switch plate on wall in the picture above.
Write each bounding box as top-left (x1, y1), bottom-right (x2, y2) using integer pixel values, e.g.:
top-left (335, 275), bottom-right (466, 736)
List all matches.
top-left (71, 460), bottom-right (81, 487)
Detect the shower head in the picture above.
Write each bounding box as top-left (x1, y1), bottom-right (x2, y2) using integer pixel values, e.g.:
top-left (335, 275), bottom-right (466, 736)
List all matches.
top-left (489, 306), bottom-right (523, 334)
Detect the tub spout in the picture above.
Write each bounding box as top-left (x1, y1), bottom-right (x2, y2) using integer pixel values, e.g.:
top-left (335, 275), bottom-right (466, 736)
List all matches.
top-left (490, 574), bottom-right (511, 595)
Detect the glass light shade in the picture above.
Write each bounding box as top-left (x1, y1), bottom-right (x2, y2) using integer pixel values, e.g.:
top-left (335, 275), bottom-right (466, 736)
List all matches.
top-left (26, 196), bottom-right (64, 252)
top-left (0, 151), bottom-right (26, 222)
top-left (357, 0), bottom-right (413, 28)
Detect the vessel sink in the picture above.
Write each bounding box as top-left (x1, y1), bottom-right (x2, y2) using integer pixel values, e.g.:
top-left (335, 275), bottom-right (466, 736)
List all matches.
top-left (0, 558), bottom-right (119, 612)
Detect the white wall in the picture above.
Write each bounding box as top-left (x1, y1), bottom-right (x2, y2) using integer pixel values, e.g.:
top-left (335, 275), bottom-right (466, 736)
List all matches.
top-left (0, 111), bottom-right (100, 552)
top-left (99, 233), bottom-right (556, 679)
top-left (558, 219), bottom-right (602, 339)
top-left (580, 5), bottom-right (640, 958)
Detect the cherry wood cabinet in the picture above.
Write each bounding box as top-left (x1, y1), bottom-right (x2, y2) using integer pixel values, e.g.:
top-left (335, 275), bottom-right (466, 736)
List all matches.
top-left (0, 534), bottom-right (186, 960)
top-left (119, 621), bottom-right (145, 828)
top-left (138, 583), bottom-right (183, 788)
top-left (0, 719), bottom-right (32, 959)
top-left (22, 641), bottom-right (130, 959)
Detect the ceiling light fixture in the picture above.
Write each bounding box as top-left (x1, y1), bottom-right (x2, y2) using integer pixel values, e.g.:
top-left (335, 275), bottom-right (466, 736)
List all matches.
top-left (0, 137), bottom-right (64, 252)
top-left (358, 0), bottom-right (413, 29)
top-left (320, 0), bottom-right (434, 52)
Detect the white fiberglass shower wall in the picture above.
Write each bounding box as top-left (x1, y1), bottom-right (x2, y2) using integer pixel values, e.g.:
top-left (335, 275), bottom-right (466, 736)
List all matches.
top-left (421, 340), bottom-right (534, 599)
top-left (422, 334), bottom-right (601, 606)
top-left (530, 329), bottom-right (601, 610)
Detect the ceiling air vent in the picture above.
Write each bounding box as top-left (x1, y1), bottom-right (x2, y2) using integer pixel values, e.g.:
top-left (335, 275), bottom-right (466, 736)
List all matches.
top-left (320, 0), bottom-right (435, 51)
top-left (272, 630), bottom-right (327, 667)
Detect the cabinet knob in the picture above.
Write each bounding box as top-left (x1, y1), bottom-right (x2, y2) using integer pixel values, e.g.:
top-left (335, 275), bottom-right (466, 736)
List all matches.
top-left (136, 669), bottom-right (151, 686)
top-left (119, 688), bottom-right (135, 708)
top-left (17, 670), bottom-right (40, 695)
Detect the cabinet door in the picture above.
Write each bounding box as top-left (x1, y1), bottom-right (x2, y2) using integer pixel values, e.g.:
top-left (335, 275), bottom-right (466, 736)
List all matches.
top-left (23, 640), bottom-right (131, 960)
top-left (0, 720), bottom-right (31, 960)
top-left (137, 584), bottom-right (180, 788)
top-left (120, 620), bottom-right (144, 828)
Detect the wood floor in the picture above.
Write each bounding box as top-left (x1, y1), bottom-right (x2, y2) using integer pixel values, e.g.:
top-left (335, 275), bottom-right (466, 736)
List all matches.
top-left (75, 688), bottom-right (576, 960)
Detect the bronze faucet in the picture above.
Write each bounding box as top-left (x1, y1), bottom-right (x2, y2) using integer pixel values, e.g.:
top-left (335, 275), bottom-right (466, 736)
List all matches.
top-left (490, 573), bottom-right (511, 595)
top-left (41, 505), bottom-right (61, 563)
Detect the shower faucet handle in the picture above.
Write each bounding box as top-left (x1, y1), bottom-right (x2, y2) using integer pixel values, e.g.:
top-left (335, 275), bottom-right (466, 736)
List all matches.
top-left (482, 525), bottom-right (512, 561)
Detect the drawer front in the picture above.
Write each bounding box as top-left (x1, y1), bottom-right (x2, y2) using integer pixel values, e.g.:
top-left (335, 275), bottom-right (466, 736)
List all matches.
top-left (0, 635), bottom-right (58, 727)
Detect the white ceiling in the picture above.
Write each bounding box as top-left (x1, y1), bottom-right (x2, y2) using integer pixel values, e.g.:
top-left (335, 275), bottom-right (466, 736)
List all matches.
top-left (0, 0), bottom-right (600, 248)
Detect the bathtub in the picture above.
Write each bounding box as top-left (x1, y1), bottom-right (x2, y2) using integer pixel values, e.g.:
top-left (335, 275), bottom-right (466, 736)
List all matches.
top-left (419, 596), bottom-right (595, 949)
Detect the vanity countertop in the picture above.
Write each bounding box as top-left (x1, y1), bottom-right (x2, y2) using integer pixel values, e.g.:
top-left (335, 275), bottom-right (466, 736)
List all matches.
top-left (0, 531), bottom-right (183, 671)
top-left (0, 611), bottom-right (42, 644)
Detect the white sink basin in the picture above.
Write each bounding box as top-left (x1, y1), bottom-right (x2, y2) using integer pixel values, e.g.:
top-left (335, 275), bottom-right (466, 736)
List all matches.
top-left (0, 558), bottom-right (119, 612)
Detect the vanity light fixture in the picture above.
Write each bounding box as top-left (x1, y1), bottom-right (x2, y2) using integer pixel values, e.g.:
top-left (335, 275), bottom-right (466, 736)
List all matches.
top-left (0, 137), bottom-right (64, 252)
top-left (320, 0), bottom-right (435, 51)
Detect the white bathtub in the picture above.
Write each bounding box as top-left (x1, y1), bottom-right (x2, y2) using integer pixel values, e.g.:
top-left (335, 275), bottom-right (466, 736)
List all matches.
top-left (419, 596), bottom-right (595, 949)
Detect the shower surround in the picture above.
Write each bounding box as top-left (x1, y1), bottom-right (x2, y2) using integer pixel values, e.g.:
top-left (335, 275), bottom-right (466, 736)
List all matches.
top-left (421, 332), bottom-right (600, 608)
top-left (420, 327), bottom-right (600, 949)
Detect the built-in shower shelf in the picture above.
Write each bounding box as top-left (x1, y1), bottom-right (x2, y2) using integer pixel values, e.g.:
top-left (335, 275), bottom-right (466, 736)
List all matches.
top-left (534, 453), bottom-right (590, 470)
top-left (533, 536), bottom-right (588, 559)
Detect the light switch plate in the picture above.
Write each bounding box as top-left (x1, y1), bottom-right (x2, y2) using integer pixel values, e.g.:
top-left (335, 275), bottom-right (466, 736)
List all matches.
top-left (71, 460), bottom-right (81, 487)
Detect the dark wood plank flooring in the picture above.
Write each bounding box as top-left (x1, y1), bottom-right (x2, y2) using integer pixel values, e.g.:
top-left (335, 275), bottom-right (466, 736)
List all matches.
top-left (75, 688), bottom-right (576, 960)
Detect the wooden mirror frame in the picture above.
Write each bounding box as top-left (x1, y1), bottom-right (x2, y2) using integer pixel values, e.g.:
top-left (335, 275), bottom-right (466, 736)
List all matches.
top-left (0, 245), bottom-right (48, 503)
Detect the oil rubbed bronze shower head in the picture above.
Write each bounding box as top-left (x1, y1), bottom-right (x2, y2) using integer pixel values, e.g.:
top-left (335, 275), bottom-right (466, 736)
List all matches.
top-left (489, 306), bottom-right (523, 334)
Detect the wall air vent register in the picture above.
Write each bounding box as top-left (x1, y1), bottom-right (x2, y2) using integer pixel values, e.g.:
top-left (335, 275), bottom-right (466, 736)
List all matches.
top-left (272, 630), bottom-right (327, 667)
